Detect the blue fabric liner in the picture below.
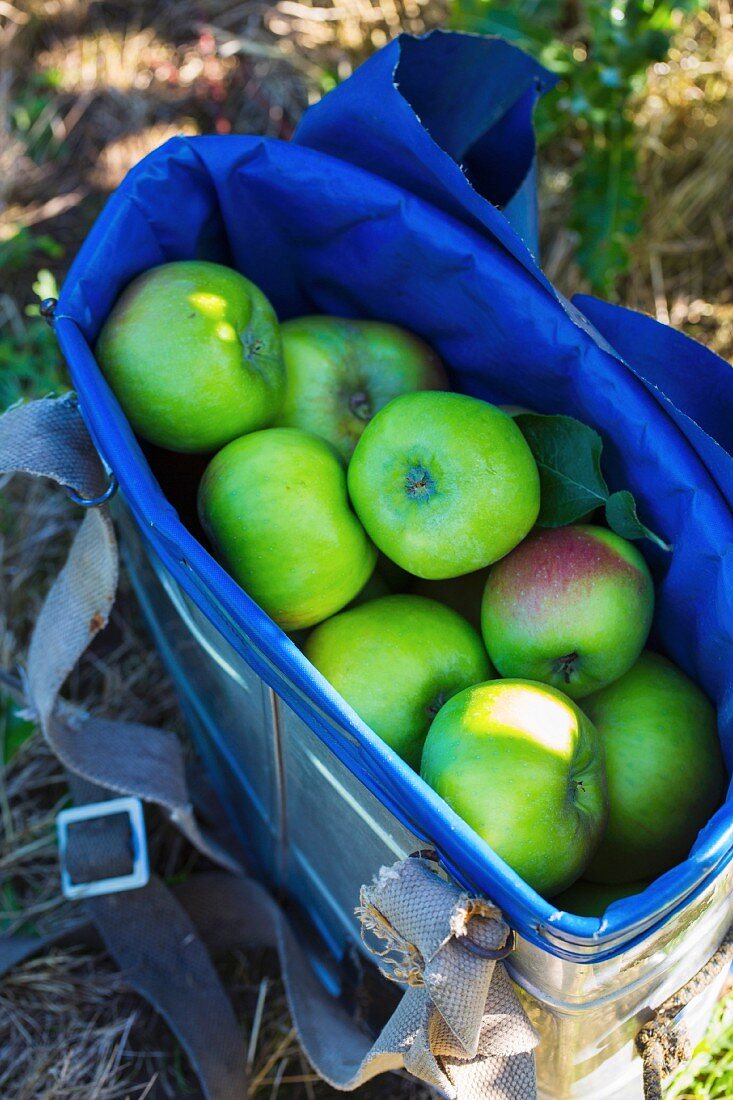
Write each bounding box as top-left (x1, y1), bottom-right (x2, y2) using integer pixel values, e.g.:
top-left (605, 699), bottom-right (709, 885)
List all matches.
top-left (55, 30), bottom-right (733, 960)
top-left (574, 294), bottom-right (733, 511)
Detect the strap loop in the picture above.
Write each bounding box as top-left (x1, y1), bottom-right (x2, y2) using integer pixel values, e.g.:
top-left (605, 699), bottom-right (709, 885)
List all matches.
top-left (57, 796), bottom-right (149, 899)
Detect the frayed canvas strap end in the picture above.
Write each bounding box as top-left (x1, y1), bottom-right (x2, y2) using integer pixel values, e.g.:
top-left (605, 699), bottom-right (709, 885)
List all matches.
top-left (355, 855), bottom-right (538, 1100)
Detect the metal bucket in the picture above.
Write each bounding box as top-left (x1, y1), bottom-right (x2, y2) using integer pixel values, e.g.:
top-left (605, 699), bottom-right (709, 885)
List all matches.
top-left (116, 502), bottom-right (733, 1100)
top-left (52, 37), bottom-right (733, 1092)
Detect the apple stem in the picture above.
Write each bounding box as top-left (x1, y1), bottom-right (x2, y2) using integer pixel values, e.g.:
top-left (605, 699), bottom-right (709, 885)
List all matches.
top-left (554, 651), bottom-right (579, 684)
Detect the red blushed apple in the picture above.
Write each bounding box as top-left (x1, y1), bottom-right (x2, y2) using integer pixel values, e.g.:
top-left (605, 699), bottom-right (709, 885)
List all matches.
top-left (481, 525), bottom-right (654, 699)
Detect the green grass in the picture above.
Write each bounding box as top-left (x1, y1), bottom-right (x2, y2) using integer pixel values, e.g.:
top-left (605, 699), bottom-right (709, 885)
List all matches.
top-left (0, 267), bottom-right (67, 411)
top-left (450, 0), bottom-right (707, 297)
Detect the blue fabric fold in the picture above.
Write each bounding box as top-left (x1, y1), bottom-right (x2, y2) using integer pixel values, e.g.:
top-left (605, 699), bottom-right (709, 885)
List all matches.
top-left (574, 294), bottom-right (733, 508)
top-left (294, 30), bottom-right (556, 262)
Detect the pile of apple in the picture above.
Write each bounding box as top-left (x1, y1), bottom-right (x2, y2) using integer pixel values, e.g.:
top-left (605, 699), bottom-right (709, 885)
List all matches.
top-left (97, 260), bottom-right (726, 913)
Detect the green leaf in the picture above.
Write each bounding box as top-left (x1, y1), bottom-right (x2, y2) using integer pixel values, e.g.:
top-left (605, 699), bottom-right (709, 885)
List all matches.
top-left (605, 491), bottom-right (672, 551)
top-left (515, 413), bottom-right (609, 527)
top-left (32, 268), bottom-right (59, 302)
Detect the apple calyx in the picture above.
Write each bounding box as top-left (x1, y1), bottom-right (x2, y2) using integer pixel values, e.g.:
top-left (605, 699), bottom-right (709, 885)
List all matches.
top-left (241, 329), bottom-right (264, 363)
top-left (349, 390), bottom-right (373, 422)
top-left (554, 651), bottom-right (580, 684)
top-left (405, 464), bottom-right (436, 503)
top-left (426, 690), bottom-right (448, 717)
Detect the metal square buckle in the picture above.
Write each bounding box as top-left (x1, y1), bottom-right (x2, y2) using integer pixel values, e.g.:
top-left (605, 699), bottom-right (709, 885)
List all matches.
top-left (57, 796), bottom-right (150, 900)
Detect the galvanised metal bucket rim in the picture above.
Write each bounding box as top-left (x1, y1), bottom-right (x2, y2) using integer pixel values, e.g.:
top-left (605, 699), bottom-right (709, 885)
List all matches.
top-left (54, 307), bottom-right (733, 963)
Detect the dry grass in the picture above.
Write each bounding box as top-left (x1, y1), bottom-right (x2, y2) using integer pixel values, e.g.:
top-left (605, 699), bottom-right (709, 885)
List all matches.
top-left (632, 2), bottom-right (733, 356)
top-left (0, 0), bottom-right (445, 289)
top-left (541, 3), bottom-right (733, 359)
top-left (1, 0), bottom-right (732, 1096)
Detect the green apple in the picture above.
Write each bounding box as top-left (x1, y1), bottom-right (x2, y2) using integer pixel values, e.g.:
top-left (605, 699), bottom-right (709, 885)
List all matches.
top-left (199, 428), bottom-right (376, 631)
top-left (421, 679), bottom-right (607, 895)
top-left (482, 525), bottom-right (654, 699)
top-left (583, 651), bottom-right (726, 883)
top-left (277, 316), bottom-right (447, 460)
top-left (410, 569), bottom-right (489, 632)
top-left (553, 879), bottom-right (649, 917)
top-left (305, 594), bottom-right (491, 768)
top-left (347, 392), bottom-right (540, 579)
top-left (97, 260), bottom-right (285, 452)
